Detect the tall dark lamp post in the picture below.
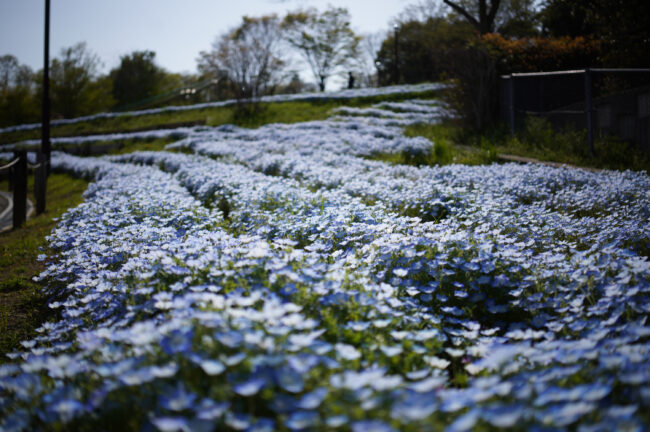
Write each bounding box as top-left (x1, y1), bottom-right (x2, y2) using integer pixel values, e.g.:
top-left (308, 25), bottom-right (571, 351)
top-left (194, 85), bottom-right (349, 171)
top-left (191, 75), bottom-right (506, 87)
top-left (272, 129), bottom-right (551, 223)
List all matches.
top-left (35, 0), bottom-right (50, 214)
top-left (42, 0), bottom-right (51, 175)
top-left (393, 24), bottom-right (399, 85)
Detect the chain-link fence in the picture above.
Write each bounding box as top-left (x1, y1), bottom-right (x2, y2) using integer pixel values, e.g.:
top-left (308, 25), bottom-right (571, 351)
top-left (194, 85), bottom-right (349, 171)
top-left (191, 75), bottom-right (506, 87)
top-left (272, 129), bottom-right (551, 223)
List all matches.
top-left (500, 68), bottom-right (650, 153)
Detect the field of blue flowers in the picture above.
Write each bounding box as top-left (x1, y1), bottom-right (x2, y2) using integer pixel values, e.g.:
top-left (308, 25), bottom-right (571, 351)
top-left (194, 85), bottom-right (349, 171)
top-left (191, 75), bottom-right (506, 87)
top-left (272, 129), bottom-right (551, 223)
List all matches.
top-left (1, 87), bottom-right (649, 431)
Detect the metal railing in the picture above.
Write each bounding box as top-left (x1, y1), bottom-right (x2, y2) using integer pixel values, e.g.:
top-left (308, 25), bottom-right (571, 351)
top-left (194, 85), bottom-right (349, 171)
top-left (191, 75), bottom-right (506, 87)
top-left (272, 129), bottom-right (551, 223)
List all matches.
top-left (113, 79), bottom-right (219, 112)
top-left (1, 150), bottom-right (47, 229)
top-left (500, 68), bottom-right (650, 154)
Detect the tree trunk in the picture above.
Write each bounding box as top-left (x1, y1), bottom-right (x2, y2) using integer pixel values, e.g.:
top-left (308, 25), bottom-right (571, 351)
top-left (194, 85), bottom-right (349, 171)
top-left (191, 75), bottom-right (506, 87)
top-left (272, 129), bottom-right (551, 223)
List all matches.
top-left (442, 0), bottom-right (501, 35)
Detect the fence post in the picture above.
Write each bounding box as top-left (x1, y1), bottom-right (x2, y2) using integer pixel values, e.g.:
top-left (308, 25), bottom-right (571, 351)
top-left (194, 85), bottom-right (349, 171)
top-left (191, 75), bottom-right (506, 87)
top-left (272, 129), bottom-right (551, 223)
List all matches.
top-left (12, 151), bottom-right (27, 229)
top-left (584, 68), bottom-right (595, 155)
top-left (35, 151), bottom-right (46, 215)
top-left (8, 165), bottom-right (13, 191)
top-left (509, 75), bottom-right (516, 134)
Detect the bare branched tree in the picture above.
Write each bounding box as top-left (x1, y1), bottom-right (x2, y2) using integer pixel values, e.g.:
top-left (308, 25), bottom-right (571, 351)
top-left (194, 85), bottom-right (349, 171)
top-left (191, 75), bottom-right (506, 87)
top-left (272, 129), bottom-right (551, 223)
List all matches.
top-left (354, 31), bottom-right (385, 88)
top-left (198, 15), bottom-right (285, 102)
top-left (282, 6), bottom-right (360, 92)
top-left (394, 0), bottom-right (448, 24)
top-left (0, 55), bottom-right (37, 126)
top-left (0, 55), bottom-right (33, 93)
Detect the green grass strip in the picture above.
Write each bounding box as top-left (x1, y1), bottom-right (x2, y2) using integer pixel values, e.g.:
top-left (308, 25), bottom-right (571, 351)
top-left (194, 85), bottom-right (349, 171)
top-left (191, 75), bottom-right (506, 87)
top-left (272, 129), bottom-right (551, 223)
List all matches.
top-left (0, 173), bottom-right (88, 359)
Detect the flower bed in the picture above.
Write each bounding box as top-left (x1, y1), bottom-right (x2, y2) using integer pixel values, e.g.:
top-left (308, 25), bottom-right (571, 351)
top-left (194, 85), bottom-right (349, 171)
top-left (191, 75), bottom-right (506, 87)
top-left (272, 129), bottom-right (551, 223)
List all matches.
top-left (0, 95), bottom-right (649, 431)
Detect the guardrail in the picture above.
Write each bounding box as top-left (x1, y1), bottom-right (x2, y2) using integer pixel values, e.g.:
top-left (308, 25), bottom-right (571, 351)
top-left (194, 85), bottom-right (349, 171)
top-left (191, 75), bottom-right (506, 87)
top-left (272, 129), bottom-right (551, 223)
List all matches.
top-left (1, 150), bottom-right (46, 229)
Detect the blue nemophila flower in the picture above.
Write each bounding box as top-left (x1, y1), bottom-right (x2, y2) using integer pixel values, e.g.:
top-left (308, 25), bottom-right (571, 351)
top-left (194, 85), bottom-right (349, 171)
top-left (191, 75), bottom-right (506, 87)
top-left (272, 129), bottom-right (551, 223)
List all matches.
top-left (160, 329), bottom-right (193, 355)
top-left (536, 402), bottom-right (597, 427)
top-left (380, 345), bottom-right (403, 357)
top-left (352, 420), bottom-right (397, 432)
top-left (492, 274), bottom-right (511, 288)
top-left (423, 356), bottom-right (450, 369)
top-left (409, 375), bottom-right (446, 392)
top-left (285, 411), bottom-right (319, 430)
top-left (159, 384), bottom-right (197, 411)
top-left (347, 321), bottom-right (371, 331)
top-left (297, 387), bottom-right (328, 410)
top-left (391, 390), bottom-right (438, 421)
top-left (215, 330), bottom-right (244, 348)
top-left (534, 383), bottom-right (611, 406)
top-left (120, 366), bottom-right (158, 386)
top-left (325, 415), bottom-right (349, 427)
top-left (247, 418), bottom-right (275, 432)
top-left (150, 416), bottom-right (190, 432)
top-left (49, 398), bottom-right (85, 423)
top-left (234, 377), bottom-right (268, 397)
top-left (286, 354), bottom-right (320, 374)
top-left (481, 404), bottom-right (526, 428)
top-left (446, 409), bottom-right (480, 432)
top-left (225, 412), bottom-right (252, 430)
top-left (196, 399), bottom-right (229, 420)
top-left (335, 343), bottom-right (361, 361)
top-left (276, 367), bottom-right (305, 393)
top-left (199, 359), bottom-right (225, 376)
top-left (223, 352), bottom-right (247, 366)
top-left (405, 369), bottom-right (431, 380)
top-left (270, 394), bottom-right (299, 414)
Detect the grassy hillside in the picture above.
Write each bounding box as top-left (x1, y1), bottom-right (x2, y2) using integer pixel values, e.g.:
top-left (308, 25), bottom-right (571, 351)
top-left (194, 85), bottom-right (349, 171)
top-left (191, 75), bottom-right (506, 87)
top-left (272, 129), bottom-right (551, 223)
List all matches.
top-left (0, 89), bottom-right (443, 145)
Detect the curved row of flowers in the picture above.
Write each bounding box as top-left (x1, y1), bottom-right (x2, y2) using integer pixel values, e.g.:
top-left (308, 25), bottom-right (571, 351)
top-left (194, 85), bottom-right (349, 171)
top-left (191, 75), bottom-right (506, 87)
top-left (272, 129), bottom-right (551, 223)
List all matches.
top-left (0, 83), bottom-right (446, 135)
top-left (0, 97), bottom-right (447, 154)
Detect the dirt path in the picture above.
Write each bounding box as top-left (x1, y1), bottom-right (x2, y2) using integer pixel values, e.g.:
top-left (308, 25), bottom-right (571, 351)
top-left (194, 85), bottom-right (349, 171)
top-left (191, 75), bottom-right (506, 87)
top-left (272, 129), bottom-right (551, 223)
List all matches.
top-left (497, 153), bottom-right (602, 172)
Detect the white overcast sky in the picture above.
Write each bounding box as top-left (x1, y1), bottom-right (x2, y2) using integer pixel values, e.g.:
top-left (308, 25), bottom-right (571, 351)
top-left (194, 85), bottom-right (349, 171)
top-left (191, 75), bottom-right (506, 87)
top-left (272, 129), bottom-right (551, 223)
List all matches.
top-left (0, 0), bottom-right (412, 74)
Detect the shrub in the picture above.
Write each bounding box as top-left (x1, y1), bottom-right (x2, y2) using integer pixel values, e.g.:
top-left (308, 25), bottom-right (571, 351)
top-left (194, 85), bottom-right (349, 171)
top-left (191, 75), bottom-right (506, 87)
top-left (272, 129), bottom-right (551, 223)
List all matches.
top-left (444, 34), bottom-right (602, 134)
top-left (482, 34), bottom-right (602, 74)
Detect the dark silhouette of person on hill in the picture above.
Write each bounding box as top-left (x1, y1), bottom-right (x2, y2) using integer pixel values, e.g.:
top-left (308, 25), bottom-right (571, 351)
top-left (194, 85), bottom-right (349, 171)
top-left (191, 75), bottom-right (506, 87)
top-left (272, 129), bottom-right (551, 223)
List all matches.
top-left (348, 72), bottom-right (355, 89)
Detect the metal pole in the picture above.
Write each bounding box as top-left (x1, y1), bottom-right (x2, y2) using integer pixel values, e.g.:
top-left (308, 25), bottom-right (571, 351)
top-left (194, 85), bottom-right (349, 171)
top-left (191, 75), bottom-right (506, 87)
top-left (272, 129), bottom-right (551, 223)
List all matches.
top-left (35, 152), bottom-right (46, 215)
top-left (584, 68), bottom-right (594, 155)
top-left (509, 75), bottom-right (515, 134)
top-left (42, 0), bottom-right (51, 177)
top-left (8, 165), bottom-right (13, 191)
top-left (13, 151), bottom-right (27, 229)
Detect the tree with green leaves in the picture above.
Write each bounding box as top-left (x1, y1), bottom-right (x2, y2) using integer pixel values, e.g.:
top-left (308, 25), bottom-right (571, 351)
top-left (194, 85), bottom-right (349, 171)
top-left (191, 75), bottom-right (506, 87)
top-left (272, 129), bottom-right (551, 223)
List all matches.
top-left (541, 0), bottom-right (650, 67)
top-left (198, 15), bottom-right (285, 102)
top-left (0, 55), bottom-right (38, 127)
top-left (282, 6), bottom-right (360, 92)
top-left (375, 17), bottom-right (474, 85)
top-left (497, 0), bottom-right (540, 37)
top-left (110, 50), bottom-right (164, 108)
top-left (49, 42), bottom-right (112, 118)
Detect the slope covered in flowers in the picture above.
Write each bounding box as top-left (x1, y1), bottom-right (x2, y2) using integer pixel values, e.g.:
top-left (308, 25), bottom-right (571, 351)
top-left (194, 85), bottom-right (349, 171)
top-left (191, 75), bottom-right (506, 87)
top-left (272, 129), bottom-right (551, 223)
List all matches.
top-left (0, 83), bottom-right (446, 135)
top-left (1, 91), bottom-right (649, 432)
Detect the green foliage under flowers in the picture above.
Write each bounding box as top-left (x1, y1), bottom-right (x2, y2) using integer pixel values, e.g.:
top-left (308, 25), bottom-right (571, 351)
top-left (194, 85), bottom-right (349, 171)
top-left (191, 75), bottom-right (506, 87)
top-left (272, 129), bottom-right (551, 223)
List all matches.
top-left (406, 117), bottom-right (650, 172)
top-left (399, 122), bottom-right (499, 166)
top-left (501, 117), bottom-right (650, 172)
